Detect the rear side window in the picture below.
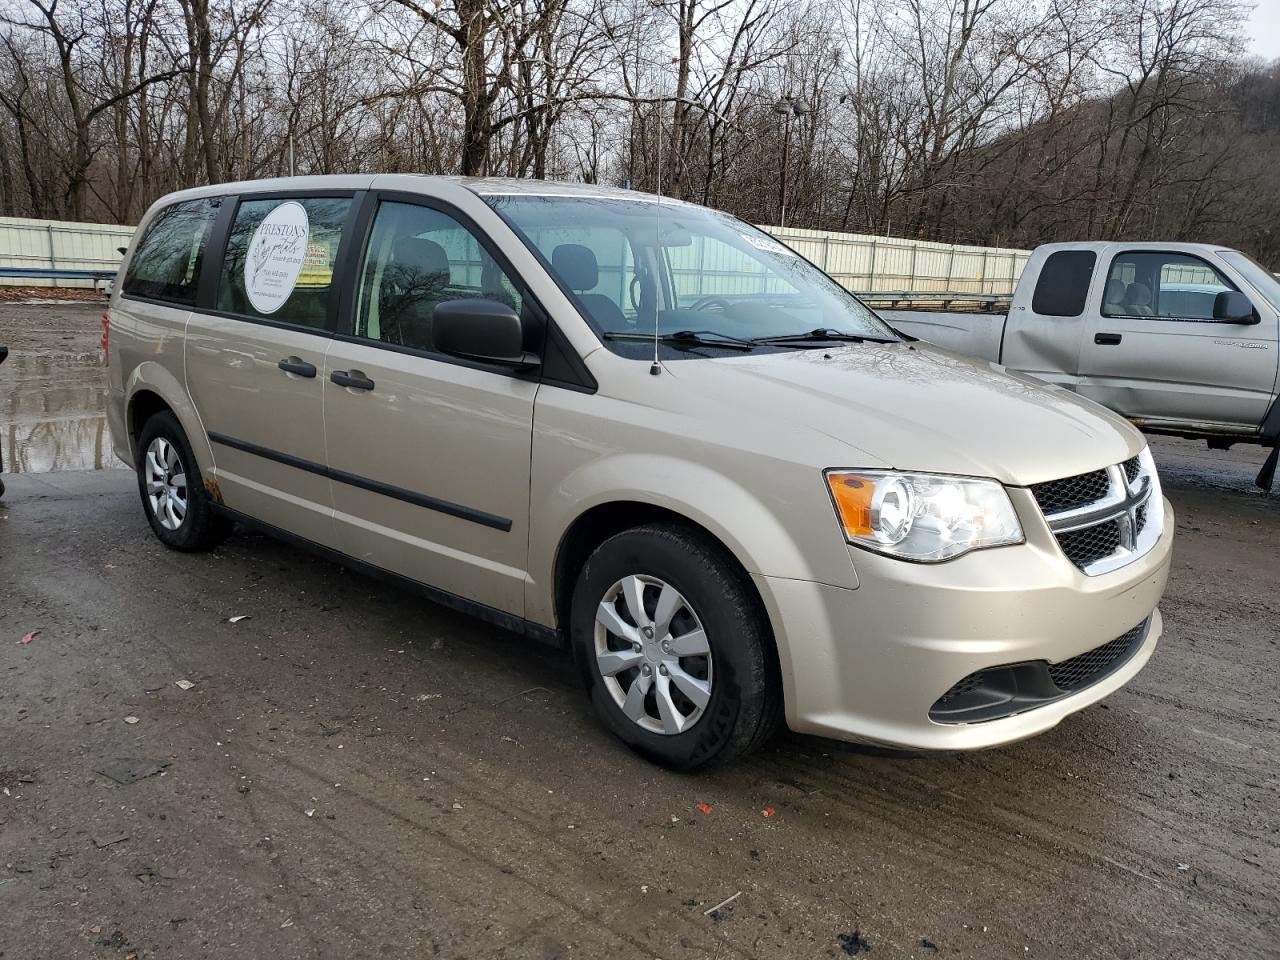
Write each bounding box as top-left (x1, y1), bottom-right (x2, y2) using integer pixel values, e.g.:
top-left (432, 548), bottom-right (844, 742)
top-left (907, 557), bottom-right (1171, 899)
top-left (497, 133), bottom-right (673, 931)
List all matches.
top-left (217, 196), bottom-right (353, 329)
top-left (122, 198), bottom-right (218, 305)
top-left (1031, 250), bottom-right (1096, 317)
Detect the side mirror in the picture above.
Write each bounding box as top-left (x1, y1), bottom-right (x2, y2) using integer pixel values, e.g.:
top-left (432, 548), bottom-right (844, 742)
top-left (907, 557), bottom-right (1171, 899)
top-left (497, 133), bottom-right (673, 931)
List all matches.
top-left (432, 298), bottom-right (539, 368)
top-left (1213, 290), bottom-right (1258, 324)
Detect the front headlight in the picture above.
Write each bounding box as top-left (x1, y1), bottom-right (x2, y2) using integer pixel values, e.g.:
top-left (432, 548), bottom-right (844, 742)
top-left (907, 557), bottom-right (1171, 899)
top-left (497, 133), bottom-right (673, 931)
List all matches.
top-left (825, 470), bottom-right (1024, 562)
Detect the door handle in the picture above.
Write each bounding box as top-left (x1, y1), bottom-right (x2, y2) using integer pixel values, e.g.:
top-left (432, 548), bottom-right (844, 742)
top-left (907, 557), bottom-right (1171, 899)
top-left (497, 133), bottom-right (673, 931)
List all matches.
top-left (1095, 333), bottom-right (1123, 346)
top-left (278, 357), bottom-right (317, 378)
top-left (330, 369), bottom-right (375, 391)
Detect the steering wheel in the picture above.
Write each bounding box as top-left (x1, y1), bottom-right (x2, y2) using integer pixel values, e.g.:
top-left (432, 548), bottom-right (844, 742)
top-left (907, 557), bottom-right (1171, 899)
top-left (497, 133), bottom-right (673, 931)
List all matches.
top-left (691, 295), bottom-right (734, 314)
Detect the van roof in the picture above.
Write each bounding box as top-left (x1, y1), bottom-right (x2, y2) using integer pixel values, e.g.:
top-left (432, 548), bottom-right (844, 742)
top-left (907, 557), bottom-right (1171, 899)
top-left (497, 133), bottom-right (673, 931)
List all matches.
top-left (146, 174), bottom-right (690, 209)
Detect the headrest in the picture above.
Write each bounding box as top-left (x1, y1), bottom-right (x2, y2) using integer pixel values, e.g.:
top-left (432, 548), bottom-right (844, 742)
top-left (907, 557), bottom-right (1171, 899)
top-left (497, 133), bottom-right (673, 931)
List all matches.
top-left (392, 237), bottom-right (449, 281)
top-left (1125, 282), bottom-right (1152, 307)
top-left (1103, 279), bottom-right (1126, 304)
top-left (552, 243), bottom-right (599, 291)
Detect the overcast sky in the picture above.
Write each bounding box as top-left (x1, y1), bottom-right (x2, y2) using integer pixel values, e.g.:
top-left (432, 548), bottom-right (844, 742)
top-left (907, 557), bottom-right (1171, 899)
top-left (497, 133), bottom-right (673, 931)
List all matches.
top-left (1248, 1), bottom-right (1280, 59)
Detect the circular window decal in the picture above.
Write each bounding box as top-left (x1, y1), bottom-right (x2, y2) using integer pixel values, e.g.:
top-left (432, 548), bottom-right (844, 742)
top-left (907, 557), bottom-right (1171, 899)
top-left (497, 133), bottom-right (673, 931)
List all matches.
top-left (244, 201), bottom-right (310, 314)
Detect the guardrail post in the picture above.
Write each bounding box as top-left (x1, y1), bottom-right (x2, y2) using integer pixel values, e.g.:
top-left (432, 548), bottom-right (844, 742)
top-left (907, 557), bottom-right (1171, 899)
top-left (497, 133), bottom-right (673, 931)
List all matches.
top-left (47, 224), bottom-right (58, 289)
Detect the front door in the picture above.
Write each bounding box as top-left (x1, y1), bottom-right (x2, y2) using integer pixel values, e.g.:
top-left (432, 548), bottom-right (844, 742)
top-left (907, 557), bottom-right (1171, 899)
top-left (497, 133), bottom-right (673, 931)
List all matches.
top-left (322, 197), bottom-right (539, 615)
top-left (185, 193), bottom-right (357, 543)
top-left (1077, 249), bottom-right (1278, 433)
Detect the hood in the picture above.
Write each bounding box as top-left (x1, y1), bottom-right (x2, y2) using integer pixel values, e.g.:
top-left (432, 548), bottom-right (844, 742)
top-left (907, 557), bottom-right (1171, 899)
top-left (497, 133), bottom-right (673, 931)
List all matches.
top-left (664, 341), bottom-right (1143, 486)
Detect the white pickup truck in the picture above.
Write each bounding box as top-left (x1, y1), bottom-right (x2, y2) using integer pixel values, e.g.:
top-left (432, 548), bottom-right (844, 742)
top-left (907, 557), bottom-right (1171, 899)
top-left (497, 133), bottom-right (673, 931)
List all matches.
top-left (886, 242), bottom-right (1280, 489)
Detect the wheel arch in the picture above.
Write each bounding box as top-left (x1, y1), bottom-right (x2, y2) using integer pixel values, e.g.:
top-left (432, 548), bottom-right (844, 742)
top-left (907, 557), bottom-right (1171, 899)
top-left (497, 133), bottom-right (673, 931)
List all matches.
top-left (551, 499), bottom-right (784, 701)
top-left (123, 361), bottom-right (215, 478)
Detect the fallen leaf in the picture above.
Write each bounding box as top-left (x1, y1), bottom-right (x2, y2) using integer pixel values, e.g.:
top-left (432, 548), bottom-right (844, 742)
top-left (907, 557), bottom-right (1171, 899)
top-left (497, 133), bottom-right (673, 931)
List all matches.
top-left (762, 807), bottom-right (776, 817)
top-left (697, 802), bottom-right (714, 815)
top-left (18, 630), bottom-right (38, 645)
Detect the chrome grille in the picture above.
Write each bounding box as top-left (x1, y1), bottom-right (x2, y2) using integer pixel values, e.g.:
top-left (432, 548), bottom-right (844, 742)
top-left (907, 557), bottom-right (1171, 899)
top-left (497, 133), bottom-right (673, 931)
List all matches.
top-left (1030, 453), bottom-right (1162, 576)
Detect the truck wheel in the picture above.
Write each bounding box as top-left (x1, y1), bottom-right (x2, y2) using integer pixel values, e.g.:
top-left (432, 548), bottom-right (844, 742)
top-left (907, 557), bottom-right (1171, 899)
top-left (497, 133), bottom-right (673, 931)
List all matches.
top-left (569, 522), bottom-right (781, 770)
top-left (136, 411), bottom-right (232, 552)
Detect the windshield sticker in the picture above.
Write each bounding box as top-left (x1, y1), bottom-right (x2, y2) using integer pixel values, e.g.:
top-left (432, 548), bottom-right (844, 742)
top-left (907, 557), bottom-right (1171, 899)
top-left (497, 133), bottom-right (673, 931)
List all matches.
top-left (245, 201), bottom-right (310, 314)
top-left (742, 233), bottom-right (796, 257)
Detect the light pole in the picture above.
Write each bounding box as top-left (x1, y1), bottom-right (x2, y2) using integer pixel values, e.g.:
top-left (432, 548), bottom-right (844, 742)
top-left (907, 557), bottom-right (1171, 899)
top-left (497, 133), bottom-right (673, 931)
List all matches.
top-left (773, 96), bottom-right (812, 228)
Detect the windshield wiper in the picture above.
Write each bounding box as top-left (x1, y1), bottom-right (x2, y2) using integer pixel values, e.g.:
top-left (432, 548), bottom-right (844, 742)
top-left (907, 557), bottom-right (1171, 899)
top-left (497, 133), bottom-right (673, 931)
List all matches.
top-left (751, 327), bottom-right (895, 345)
top-left (604, 329), bottom-right (755, 351)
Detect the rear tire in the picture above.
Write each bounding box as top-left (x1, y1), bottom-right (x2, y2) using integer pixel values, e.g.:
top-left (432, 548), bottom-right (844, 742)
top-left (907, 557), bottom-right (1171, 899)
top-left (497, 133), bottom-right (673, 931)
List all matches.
top-left (569, 522), bottom-right (781, 771)
top-left (135, 411), bottom-right (231, 552)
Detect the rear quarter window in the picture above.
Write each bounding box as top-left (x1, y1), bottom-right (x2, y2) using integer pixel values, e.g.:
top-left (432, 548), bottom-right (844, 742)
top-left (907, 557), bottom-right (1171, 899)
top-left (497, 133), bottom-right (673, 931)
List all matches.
top-left (1031, 250), bottom-right (1097, 317)
top-left (122, 198), bottom-right (218, 305)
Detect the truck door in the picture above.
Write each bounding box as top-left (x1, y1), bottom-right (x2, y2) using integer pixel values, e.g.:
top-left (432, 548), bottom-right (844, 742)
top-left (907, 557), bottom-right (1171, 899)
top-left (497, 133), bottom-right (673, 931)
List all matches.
top-left (1000, 248), bottom-right (1096, 390)
top-left (1077, 249), bottom-right (1278, 434)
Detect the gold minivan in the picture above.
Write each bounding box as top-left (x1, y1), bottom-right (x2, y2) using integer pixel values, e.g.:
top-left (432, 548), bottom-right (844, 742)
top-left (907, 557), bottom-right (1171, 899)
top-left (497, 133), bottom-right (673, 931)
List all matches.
top-left (105, 176), bottom-right (1173, 769)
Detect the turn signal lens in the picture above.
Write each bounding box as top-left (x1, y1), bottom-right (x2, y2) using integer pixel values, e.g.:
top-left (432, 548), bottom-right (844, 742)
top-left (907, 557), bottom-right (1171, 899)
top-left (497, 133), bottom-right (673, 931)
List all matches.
top-left (825, 469), bottom-right (1024, 562)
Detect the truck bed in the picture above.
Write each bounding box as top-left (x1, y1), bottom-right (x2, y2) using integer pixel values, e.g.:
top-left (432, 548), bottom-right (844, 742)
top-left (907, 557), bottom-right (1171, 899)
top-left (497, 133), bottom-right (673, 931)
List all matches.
top-left (879, 310), bottom-right (1007, 362)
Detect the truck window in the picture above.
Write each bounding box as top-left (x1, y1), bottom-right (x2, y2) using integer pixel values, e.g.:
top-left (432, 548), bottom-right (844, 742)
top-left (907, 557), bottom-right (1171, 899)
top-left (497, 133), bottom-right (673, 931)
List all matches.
top-left (216, 196), bottom-right (353, 330)
top-left (1031, 251), bottom-right (1096, 317)
top-left (122, 198), bottom-right (218, 305)
top-left (1102, 252), bottom-right (1236, 321)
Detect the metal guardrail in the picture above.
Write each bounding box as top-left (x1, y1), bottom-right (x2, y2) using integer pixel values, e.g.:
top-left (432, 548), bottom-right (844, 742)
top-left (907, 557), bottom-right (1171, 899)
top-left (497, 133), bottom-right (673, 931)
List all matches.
top-left (854, 290), bottom-right (1010, 304)
top-left (0, 266), bottom-right (116, 284)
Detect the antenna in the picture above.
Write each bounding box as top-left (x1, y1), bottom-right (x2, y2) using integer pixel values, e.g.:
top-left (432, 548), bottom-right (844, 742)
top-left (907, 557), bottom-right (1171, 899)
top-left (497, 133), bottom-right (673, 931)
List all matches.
top-left (651, 79), bottom-right (668, 377)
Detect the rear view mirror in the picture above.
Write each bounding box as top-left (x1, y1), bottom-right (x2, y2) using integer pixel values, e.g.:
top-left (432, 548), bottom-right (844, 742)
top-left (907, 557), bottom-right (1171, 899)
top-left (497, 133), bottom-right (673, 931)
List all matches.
top-left (1213, 290), bottom-right (1258, 324)
top-left (432, 299), bottom-right (539, 368)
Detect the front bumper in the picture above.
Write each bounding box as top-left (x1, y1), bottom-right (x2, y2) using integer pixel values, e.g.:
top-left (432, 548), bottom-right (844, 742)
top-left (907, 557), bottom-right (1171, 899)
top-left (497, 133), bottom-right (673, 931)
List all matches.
top-left (755, 495), bottom-right (1174, 751)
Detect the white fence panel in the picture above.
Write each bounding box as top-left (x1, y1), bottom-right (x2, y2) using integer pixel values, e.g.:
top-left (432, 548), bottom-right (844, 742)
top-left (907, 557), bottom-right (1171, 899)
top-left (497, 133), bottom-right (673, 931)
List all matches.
top-left (764, 225), bottom-right (1031, 295)
top-left (0, 213), bottom-right (1031, 295)
top-left (0, 216), bottom-right (135, 288)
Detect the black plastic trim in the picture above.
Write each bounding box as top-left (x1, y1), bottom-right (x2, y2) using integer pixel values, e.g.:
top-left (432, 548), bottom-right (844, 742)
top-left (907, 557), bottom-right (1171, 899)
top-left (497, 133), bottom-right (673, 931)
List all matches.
top-left (207, 431), bottom-right (512, 532)
top-left (208, 503), bottom-right (562, 646)
top-left (929, 618), bottom-right (1150, 724)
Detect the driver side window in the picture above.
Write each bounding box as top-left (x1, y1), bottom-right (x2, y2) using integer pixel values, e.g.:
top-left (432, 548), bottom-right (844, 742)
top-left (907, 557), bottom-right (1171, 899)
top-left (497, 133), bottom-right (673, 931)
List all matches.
top-left (355, 201), bottom-right (522, 353)
top-left (1103, 252), bottom-right (1236, 321)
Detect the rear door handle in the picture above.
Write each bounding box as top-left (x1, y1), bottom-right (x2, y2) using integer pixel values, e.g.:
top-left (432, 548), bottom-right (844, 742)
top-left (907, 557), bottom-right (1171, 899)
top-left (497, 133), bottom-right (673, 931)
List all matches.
top-left (278, 357), bottom-right (317, 378)
top-left (330, 369), bottom-right (375, 391)
top-left (1095, 333), bottom-right (1123, 346)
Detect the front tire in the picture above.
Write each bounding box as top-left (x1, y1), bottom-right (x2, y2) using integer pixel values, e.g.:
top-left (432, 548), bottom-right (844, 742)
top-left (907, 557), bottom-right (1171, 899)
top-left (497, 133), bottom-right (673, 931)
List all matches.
top-left (135, 411), bottom-right (231, 552)
top-left (570, 522), bottom-right (781, 771)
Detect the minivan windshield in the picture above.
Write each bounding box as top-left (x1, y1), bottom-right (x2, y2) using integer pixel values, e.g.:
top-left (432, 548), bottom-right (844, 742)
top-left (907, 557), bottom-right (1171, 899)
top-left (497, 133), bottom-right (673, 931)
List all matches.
top-left (1219, 250), bottom-right (1280, 313)
top-left (481, 192), bottom-right (896, 354)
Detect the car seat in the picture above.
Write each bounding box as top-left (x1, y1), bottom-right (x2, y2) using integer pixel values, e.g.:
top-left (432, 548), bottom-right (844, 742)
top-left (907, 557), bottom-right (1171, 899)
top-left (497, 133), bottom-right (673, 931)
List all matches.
top-left (381, 236), bottom-right (451, 349)
top-left (552, 244), bottom-right (627, 331)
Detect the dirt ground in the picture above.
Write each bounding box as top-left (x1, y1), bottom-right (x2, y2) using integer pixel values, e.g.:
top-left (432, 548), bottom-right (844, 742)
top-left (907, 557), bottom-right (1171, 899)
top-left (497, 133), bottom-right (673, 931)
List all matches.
top-left (1, 302), bottom-right (1277, 960)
